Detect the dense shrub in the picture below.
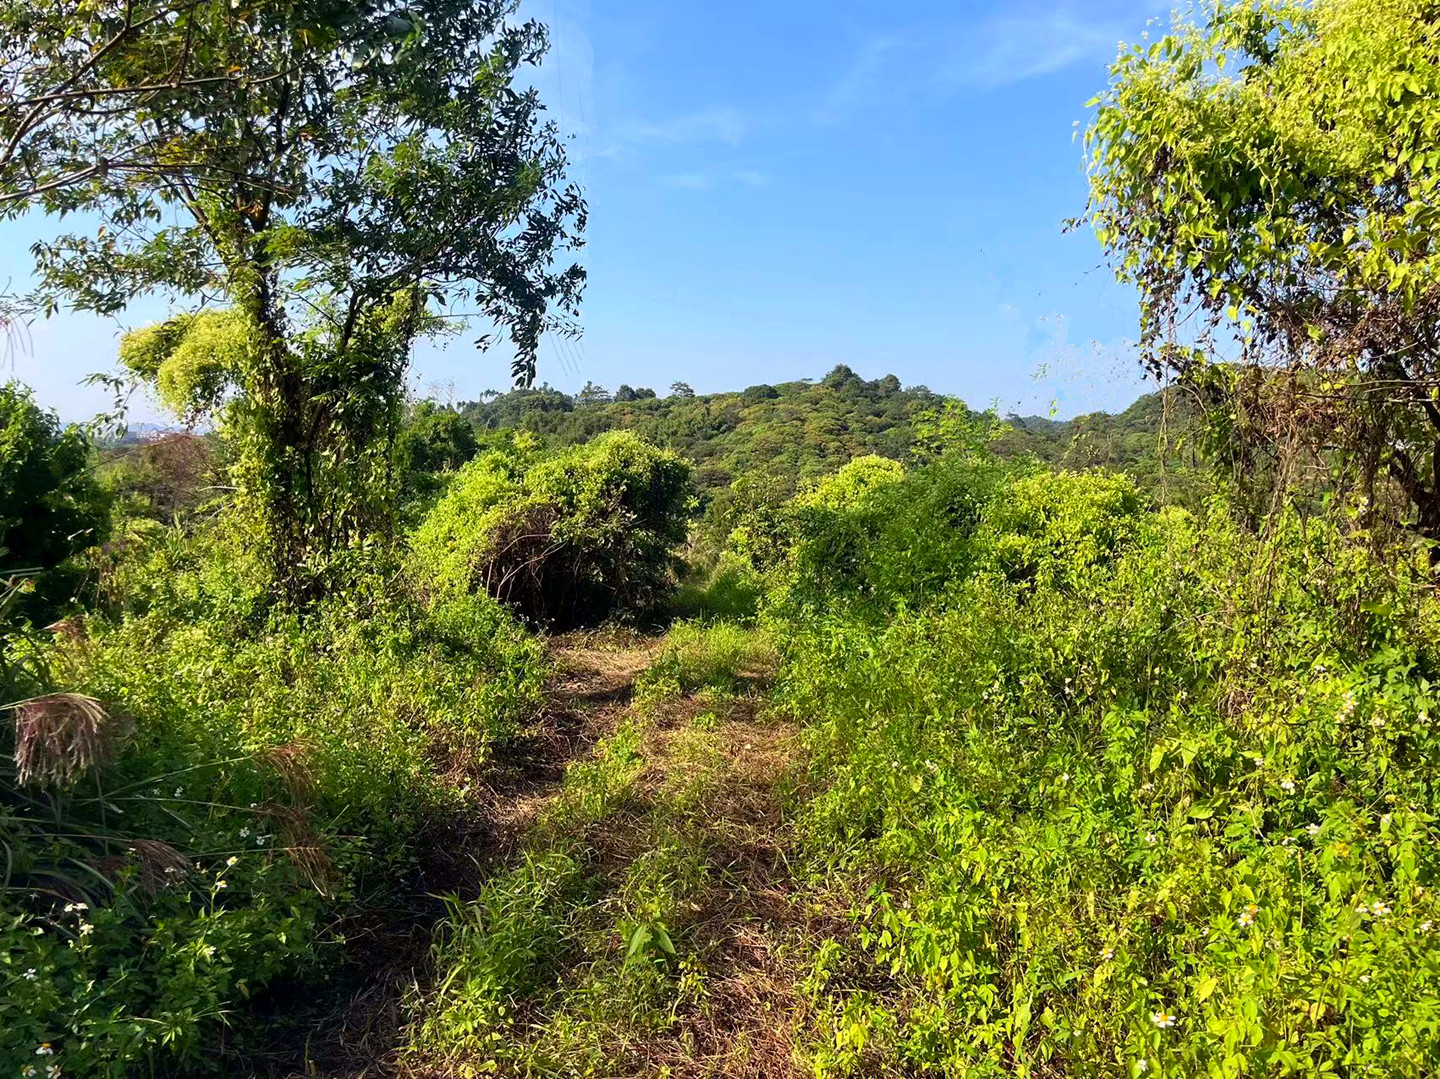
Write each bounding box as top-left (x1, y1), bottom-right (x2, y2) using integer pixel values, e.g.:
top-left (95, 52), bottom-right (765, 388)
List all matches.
top-left (1, 522), bottom-right (545, 1076)
top-left (746, 450), bottom-right (1020, 618)
top-left (409, 431), bottom-right (695, 627)
top-left (770, 473), bottom-right (1440, 1077)
top-left (0, 382), bottom-right (109, 621)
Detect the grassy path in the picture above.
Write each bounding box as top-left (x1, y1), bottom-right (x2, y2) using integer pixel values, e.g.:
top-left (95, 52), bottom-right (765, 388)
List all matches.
top-left (396, 623), bottom-right (820, 1078)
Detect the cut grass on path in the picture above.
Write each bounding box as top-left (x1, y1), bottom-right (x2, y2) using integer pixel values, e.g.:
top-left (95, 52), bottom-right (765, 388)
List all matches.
top-left (404, 621), bottom-right (828, 1079)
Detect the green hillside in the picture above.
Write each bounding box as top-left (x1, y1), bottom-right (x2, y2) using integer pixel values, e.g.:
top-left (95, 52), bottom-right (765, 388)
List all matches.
top-left (459, 363), bottom-right (1200, 500)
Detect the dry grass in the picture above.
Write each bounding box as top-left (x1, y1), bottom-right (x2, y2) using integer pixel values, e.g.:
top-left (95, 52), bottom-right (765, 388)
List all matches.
top-left (11, 692), bottom-right (129, 787)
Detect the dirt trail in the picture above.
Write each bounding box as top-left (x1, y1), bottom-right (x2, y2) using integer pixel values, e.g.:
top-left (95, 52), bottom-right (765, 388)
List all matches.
top-left (478, 629), bottom-right (663, 845)
top-left (267, 631), bottom-right (661, 1078)
top-left (279, 629), bottom-right (820, 1079)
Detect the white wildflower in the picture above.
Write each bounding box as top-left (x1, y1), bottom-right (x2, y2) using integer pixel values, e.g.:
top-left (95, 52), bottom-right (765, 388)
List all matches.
top-left (1151, 1010), bottom-right (1176, 1028)
top-left (23, 968), bottom-right (38, 981)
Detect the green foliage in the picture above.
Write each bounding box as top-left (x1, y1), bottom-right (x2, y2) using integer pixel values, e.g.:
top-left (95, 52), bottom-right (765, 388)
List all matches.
top-left (1085, 0), bottom-right (1440, 538)
top-left (7, 0), bottom-right (585, 601)
top-left (98, 433), bottom-right (217, 527)
top-left (1, 519), bottom-right (545, 1076)
top-left (118, 310), bottom-right (253, 423)
top-left (0, 382), bottom-right (108, 622)
top-left (770, 469), bottom-right (1440, 1076)
top-left (409, 431), bottom-right (696, 627)
top-left (760, 450), bottom-right (1020, 618)
top-left (395, 400), bottom-right (481, 491)
top-left (634, 620), bottom-right (776, 705)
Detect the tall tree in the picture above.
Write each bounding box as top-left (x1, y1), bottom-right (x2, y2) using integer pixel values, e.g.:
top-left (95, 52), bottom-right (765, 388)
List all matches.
top-left (1, 0), bottom-right (585, 600)
top-left (1084, 0), bottom-right (1440, 540)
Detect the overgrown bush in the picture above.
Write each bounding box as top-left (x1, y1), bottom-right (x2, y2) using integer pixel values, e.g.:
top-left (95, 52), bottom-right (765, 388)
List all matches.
top-left (409, 431), bottom-right (696, 628)
top-left (0, 382), bottom-right (109, 621)
top-left (741, 450), bottom-right (1020, 618)
top-left (1, 520), bottom-right (546, 1076)
top-left (770, 472), bottom-right (1440, 1077)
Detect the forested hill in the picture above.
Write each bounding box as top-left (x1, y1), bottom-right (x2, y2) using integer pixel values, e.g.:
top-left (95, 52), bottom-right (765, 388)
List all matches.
top-left (458, 363), bottom-right (1190, 496)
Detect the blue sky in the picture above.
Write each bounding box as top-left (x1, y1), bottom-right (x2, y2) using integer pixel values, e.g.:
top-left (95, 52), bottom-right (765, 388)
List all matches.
top-left (2, 0), bottom-right (1165, 423)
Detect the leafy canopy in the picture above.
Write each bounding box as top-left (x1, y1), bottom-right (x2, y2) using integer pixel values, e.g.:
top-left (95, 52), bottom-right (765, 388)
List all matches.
top-left (1085, 0), bottom-right (1440, 536)
top-left (4, 0), bottom-right (585, 600)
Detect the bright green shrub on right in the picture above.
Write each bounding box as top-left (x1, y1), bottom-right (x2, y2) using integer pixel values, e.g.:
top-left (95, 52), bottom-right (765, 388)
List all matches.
top-left (772, 480), bottom-right (1440, 1078)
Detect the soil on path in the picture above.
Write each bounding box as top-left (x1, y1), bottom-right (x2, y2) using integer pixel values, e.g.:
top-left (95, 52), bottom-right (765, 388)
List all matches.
top-left (262, 630), bottom-right (661, 1077)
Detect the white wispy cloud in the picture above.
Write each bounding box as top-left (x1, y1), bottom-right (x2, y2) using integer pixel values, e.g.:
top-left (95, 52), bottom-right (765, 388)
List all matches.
top-left (816, 2), bottom-right (1143, 116)
top-left (655, 172), bottom-right (715, 190)
top-left (941, 7), bottom-right (1130, 89)
top-left (620, 106), bottom-right (747, 147)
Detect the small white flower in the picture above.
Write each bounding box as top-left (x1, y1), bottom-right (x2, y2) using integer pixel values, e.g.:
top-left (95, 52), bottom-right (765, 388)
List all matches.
top-left (1355, 903), bottom-right (1370, 915)
top-left (1237, 904), bottom-right (1258, 928)
top-left (1280, 778), bottom-right (1296, 792)
top-left (202, 944), bottom-right (216, 960)
top-left (1139, 782), bottom-right (1153, 792)
top-left (23, 968), bottom-right (38, 981)
top-left (46, 1066), bottom-right (60, 1079)
top-left (1145, 833), bottom-right (1158, 845)
top-left (1151, 1010), bottom-right (1177, 1028)
top-left (1101, 947), bottom-right (1114, 960)
top-left (22, 1065), bottom-right (37, 1078)
top-left (1254, 756), bottom-right (1266, 768)
top-left (215, 879), bottom-right (228, 890)
top-left (1372, 902), bottom-right (1391, 916)
top-left (226, 856), bottom-right (239, 867)
top-left (1307, 823), bottom-right (1321, 837)
top-left (239, 827), bottom-right (251, 838)
top-left (1381, 813), bottom-right (1392, 826)
top-left (175, 787), bottom-right (185, 797)
top-left (1420, 920), bottom-right (1433, 932)
top-left (1135, 1061), bottom-right (1148, 1074)
top-left (1360, 973), bottom-right (1372, 984)
top-left (36, 1044), bottom-right (54, 1056)
top-left (256, 835), bottom-right (266, 846)
top-left (1060, 773), bottom-right (1070, 783)
top-left (78, 922), bottom-right (93, 936)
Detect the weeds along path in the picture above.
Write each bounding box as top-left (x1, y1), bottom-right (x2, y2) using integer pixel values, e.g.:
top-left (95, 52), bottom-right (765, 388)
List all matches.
top-left (277, 629), bottom-right (660, 1077)
top-left (400, 622), bottom-right (824, 1079)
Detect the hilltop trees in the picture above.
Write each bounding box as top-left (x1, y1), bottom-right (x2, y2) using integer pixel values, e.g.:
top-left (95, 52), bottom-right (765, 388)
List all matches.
top-left (1085, 0), bottom-right (1440, 540)
top-left (3, 0), bottom-right (585, 601)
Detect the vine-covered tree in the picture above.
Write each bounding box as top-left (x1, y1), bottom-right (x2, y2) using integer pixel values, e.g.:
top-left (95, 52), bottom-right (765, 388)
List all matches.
top-left (1085, 0), bottom-right (1440, 539)
top-left (2, 0), bottom-right (585, 600)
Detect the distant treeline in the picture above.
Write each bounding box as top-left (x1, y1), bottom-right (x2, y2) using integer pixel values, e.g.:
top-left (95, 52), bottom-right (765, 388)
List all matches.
top-left (459, 364), bottom-right (1202, 500)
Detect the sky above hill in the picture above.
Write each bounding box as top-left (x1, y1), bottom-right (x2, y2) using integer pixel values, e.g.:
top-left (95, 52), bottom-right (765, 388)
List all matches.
top-left (2, 0), bottom-right (1166, 423)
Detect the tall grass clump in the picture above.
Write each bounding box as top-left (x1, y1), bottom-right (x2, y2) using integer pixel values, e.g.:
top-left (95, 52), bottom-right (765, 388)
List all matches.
top-left (761, 459), bottom-right (1440, 1077)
